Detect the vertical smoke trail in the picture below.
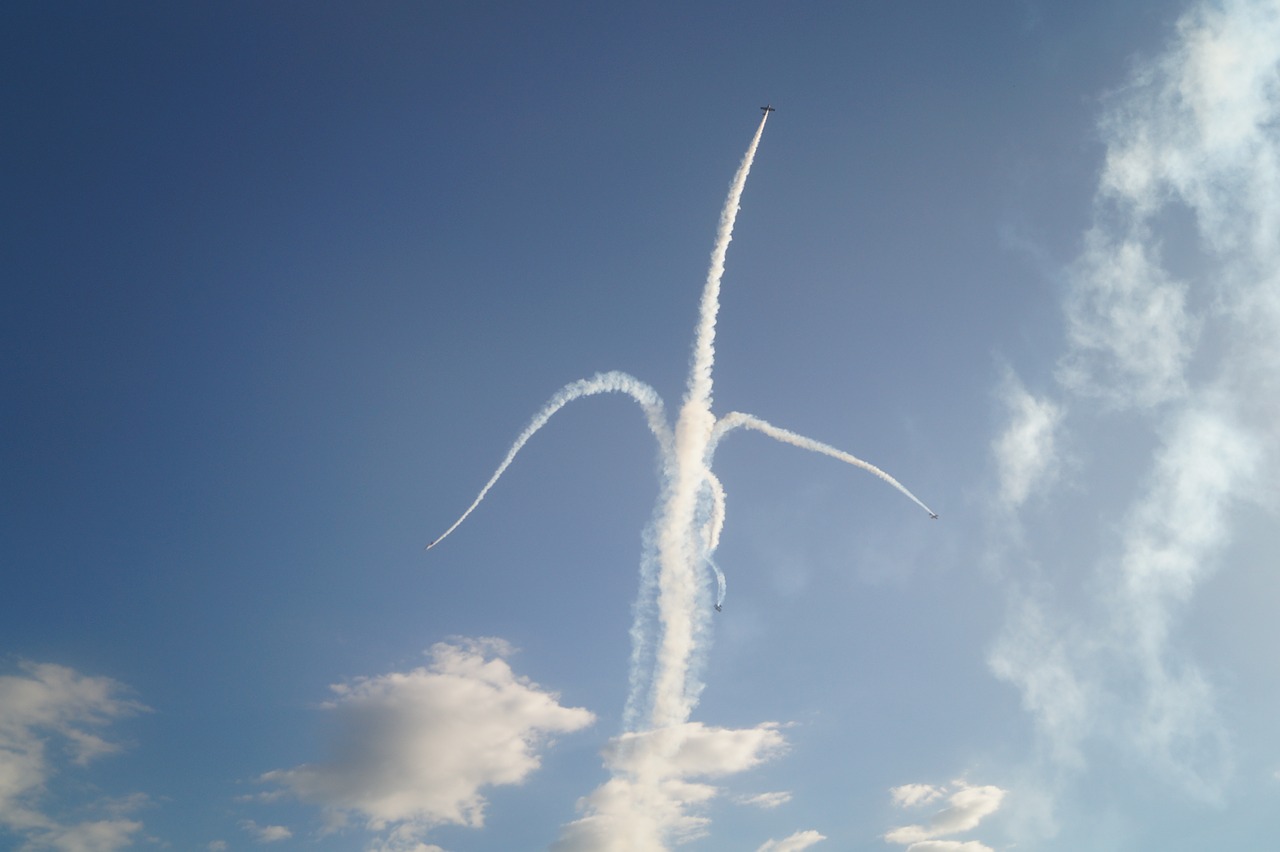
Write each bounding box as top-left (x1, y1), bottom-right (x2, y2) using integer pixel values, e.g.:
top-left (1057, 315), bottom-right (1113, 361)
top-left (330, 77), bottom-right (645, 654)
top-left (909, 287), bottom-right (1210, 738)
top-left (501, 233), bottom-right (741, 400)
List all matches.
top-left (426, 371), bottom-right (672, 550)
top-left (645, 112), bottom-right (769, 730)
top-left (686, 112), bottom-right (769, 410)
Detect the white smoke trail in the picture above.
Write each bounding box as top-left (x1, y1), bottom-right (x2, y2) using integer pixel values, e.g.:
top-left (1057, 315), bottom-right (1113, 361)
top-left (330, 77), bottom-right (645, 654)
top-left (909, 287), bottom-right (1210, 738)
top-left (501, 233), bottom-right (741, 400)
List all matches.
top-left (430, 110), bottom-right (936, 849)
top-left (686, 113), bottom-right (769, 410)
top-left (710, 411), bottom-right (937, 518)
top-left (426, 371), bottom-right (673, 550)
top-left (643, 113), bottom-right (769, 732)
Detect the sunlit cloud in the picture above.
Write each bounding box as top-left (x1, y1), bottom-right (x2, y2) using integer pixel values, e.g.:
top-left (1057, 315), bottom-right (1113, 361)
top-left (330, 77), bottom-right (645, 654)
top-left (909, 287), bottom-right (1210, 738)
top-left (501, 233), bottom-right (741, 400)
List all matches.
top-left (263, 638), bottom-right (594, 843)
top-left (754, 828), bottom-right (826, 851)
top-left (0, 661), bottom-right (149, 852)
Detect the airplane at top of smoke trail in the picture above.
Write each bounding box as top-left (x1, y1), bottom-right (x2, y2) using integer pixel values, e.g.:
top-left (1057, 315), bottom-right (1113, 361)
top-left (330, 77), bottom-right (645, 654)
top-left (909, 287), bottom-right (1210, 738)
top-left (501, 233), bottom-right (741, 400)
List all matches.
top-left (425, 104), bottom-right (935, 846)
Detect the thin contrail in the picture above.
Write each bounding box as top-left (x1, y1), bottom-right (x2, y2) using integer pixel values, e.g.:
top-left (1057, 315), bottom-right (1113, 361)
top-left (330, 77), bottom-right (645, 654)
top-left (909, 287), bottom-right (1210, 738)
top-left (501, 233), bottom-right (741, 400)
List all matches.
top-left (710, 411), bottom-right (937, 517)
top-left (426, 371), bottom-right (672, 551)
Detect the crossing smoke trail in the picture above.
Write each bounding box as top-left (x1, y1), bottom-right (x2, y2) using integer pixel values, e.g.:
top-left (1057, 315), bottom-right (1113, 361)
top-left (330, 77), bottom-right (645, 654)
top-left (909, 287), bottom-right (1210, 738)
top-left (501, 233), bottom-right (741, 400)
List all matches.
top-left (428, 109), bottom-right (934, 848)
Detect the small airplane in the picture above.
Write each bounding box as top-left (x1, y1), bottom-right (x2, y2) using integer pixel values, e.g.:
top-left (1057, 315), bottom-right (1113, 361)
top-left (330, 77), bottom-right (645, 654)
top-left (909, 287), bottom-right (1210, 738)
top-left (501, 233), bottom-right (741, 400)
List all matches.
top-left (714, 603), bottom-right (722, 612)
top-left (929, 513), bottom-right (939, 520)
top-left (760, 104), bottom-right (775, 114)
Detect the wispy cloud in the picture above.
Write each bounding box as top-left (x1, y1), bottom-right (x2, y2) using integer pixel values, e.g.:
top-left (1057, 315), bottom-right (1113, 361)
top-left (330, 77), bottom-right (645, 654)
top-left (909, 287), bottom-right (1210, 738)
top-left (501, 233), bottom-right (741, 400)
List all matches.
top-left (0, 661), bottom-right (149, 851)
top-left (990, 0), bottom-right (1280, 817)
top-left (263, 639), bottom-right (594, 843)
top-left (992, 373), bottom-right (1062, 512)
top-left (899, 842), bottom-right (995, 852)
top-left (737, 790), bottom-right (792, 810)
top-left (755, 828), bottom-right (826, 851)
top-left (885, 781), bottom-right (1005, 847)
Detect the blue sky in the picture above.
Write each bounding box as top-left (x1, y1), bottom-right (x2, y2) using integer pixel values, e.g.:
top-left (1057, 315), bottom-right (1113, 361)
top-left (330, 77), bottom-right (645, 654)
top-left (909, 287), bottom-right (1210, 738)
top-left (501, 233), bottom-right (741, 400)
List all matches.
top-left (3, 1), bottom-right (1279, 850)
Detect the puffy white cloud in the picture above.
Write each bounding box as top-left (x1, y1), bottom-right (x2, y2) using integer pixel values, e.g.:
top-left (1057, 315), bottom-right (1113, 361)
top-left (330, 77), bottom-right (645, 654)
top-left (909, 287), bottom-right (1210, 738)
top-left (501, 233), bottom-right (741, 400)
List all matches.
top-left (263, 638), bottom-right (593, 841)
top-left (553, 721), bottom-right (788, 850)
top-left (992, 376), bottom-right (1062, 511)
top-left (885, 781), bottom-right (1004, 846)
top-left (754, 828), bottom-right (826, 851)
top-left (0, 662), bottom-right (148, 851)
top-left (207, 842), bottom-right (228, 851)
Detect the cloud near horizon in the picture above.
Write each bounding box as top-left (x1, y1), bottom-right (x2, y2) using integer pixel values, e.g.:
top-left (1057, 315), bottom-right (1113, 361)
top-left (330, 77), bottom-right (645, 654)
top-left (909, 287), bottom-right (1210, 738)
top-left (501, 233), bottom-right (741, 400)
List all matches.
top-left (262, 638), bottom-right (594, 844)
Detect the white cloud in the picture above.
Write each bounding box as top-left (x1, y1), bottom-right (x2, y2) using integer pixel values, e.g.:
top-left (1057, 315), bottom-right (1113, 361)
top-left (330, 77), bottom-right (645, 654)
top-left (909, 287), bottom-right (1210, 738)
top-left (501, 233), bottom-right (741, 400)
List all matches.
top-left (263, 638), bottom-right (594, 842)
top-left (553, 721), bottom-right (788, 850)
top-left (993, 376), bottom-right (1062, 511)
top-left (885, 781), bottom-right (1005, 846)
top-left (755, 828), bottom-right (826, 851)
top-left (241, 820), bottom-right (293, 843)
top-left (890, 783), bottom-right (945, 809)
top-left (903, 842), bottom-right (994, 852)
top-left (0, 661), bottom-right (148, 851)
top-left (207, 842), bottom-right (228, 851)
top-left (737, 790), bottom-right (792, 809)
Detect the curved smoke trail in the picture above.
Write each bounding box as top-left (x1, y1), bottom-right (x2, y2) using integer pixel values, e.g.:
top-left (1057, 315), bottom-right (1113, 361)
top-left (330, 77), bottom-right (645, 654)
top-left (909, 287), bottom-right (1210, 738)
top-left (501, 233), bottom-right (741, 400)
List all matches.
top-left (709, 411), bottom-right (936, 517)
top-left (426, 371), bottom-right (673, 550)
